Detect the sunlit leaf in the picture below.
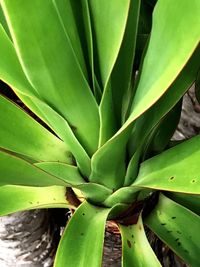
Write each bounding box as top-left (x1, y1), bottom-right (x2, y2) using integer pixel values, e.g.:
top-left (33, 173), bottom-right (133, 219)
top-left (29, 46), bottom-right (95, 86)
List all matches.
top-left (0, 95), bottom-right (72, 163)
top-left (133, 134), bottom-right (200, 194)
top-left (145, 194), bottom-right (200, 267)
top-left (1, 0), bottom-right (100, 155)
top-left (119, 215), bottom-right (161, 267)
top-left (0, 185), bottom-right (70, 216)
top-left (54, 201), bottom-right (110, 267)
top-left (0, 150), bottom-right (67, 187)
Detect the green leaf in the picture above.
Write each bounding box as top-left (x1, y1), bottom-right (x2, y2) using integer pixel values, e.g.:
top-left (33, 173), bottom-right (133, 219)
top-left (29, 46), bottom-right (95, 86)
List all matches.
top-left (125, 46), bottom-right (200, 185)
top-left (0, 22), bottom-right (91, 175)
top-left (88, 0), bottom-right (131, 87)
top-left (54, 201), bottom-right (110, 267)
top-left (35, 162), bottom-right (85, 185)
top-left (0, 24), bottom-right (36, 97)
top-left (0, 95), bottom-right (72, 163)
top-left (90, 0), bottom-right (200, 190)
top-left (133, 134), bottom-right (200, 194)
top-left (0, 185), bottom-right (70, 216)
top-left (1, 0), bottom-right (100, 155)
top-left (0, 24), bottom-right (55, 125)
top-left (127, 0), bottom-right (200, 123)
top-left (32, 98), bottom-right (91, 177)
top-left (92, 0), bottom-right (132, 145)
top-left (119, 215), bottom-right (161, 267)
top-left (90, 128), bottom-right (131, 190)
top-left (111, 0), bottom-right (141, 125)
top-left (36, 162), bottom-right (112, 204)
top-left (0, 4), bottom-right (10, 38)
top-left (145, 194), bottom-right (200, 267)
top-left (103, 187), bottom-right (138, 208)
top-left (52, 0), bottom-right (88, 80)
top-left (166, 192), bottom-right (200, 216)
top-left (0, 150), bottom-right (67, 187)
top-left (128, 46), bottom-right (200, 158)
top-left (142, 100), bottom-right (182, 159)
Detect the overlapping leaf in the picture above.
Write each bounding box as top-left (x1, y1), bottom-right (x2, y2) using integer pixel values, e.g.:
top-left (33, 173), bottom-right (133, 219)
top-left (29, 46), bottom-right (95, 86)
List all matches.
top-left (0, 150), bottom-right (67, 187)
top-left (0, 185), bottom-right (70, 216)
top-left (1, 0), bottom-right (100, 155)
top-left (90, 0), bottom-right (200, 191)
top-left (36, 162), bottom-right (112, 203)
top-left (0, 95), bottom-right (72, 163)
top-left (119, 215), bottom-right (161, 267)
top-left (145, 194), bottom-right (200, 267)
top-left (133, 134), bottom-right (200, 194)
top-left (54, 201), bottom-right (110, 267)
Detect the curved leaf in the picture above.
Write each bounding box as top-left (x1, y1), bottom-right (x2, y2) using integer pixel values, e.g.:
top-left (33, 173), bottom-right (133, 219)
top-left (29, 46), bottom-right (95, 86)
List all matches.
top-left (36, 162), bottom-right (112, 204)
top-left (125, 46), bottom-right (200, 185)
top-left (0, 150), bottom-right (67, 187)
top-left (145, 194), bottom-right (200, 267)
top-left (103, 187), bottom-right (138, 208)
top-left (54, 201), bottom-right (110, 267)
top-left (111, 0), bottom-right (141, 125)
top-left (31, 97), bottom-right (91, 177)
top-left (0, 185), bottom-right (70, 216)
top-left (119, 215), bottom-right (161, 267)
top-left (0, 23), bottom-right (91, 176)
top-left (0, 24), bottom-right (56, 125)
top-left (89, 0), bottom-right (131, 87)
top-left (91, 0), bottom-right (200, 189)
top-left (133, 134), bottom-right (200, 194)
top-left (0, 95), bottom-right (72, 163)
top-left (0, 24), bottom-right (36, 97)
top-left (166, 192), bottom-right (200, 216)
top-left (52, 0), bottom-right (88, 80)
top-left (1, 0), bottom-right (100, 155)
top-left (127, 0), bottom-right (200, 123)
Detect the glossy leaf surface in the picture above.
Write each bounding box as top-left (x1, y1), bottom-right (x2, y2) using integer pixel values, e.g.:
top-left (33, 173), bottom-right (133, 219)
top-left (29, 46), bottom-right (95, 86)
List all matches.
top-left (1, 0), bottom-right (99, 155)
top-left (0, 95), bottom-right (72, 163)
top-left (167, 192), bottom-right (200, 216)
top-left (53, 0), bottom-right (88, 79)
top-left (0, 185), bottom-right (70, 216)
top-left (145, 194), bottom-right (200, 267)
top-left (125, 46), bottom-right (200, 185)
top-left (0, 150), bottom-right (66, 187)
top-left (89, 0), bottom-right (130, 86)
top-left (133, 134), bottom-right (200, 194)
top-left (36, 162), bottom-right (112, 204)
top-left (127, 0), bottom-right (200, 123)
top-left (120, 215), bottom-right (161, 267)
top-left (31, 98), bottom-right (91, 177)
top-left (54, 201), bottom-right (110, 267)
top-left (90, 0), bottom-right (200, 191)
top-left (0, 24), bottom-right (36, 97)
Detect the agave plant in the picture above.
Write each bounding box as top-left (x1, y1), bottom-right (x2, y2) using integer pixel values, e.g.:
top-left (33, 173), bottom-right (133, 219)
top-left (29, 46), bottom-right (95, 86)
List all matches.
top-left (0, 0), bottom-right (200, 266)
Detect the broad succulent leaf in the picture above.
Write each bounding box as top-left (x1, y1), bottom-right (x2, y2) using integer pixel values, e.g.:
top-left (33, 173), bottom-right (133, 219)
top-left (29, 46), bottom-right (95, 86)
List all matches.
top-left (54, 201), bottom-right (111, 267)
top-left (36, 162), bottom-right (112, 204)
top-left (125, 46), bottom-right (200, 185)
top-left (166, 193), bottom-right (200, 216)
top-left (0, 150), bottom-right (67, 187)
top-left (133, 134), bottom-right (200, 194)
top-left (145, 194), bottom-right (200, 267)
top-left (90, 0), bottom-right (200, 191)
top-left (0, 0), bottom-right (200, 266)
top-left (119, 215), bottom-right (161, 267)
top-left (1, 0), bottom-right (100, 156)
top-left (0, 95), bottom-right (72, 163)
top-left (0, 185), bottom-right (70, 216)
